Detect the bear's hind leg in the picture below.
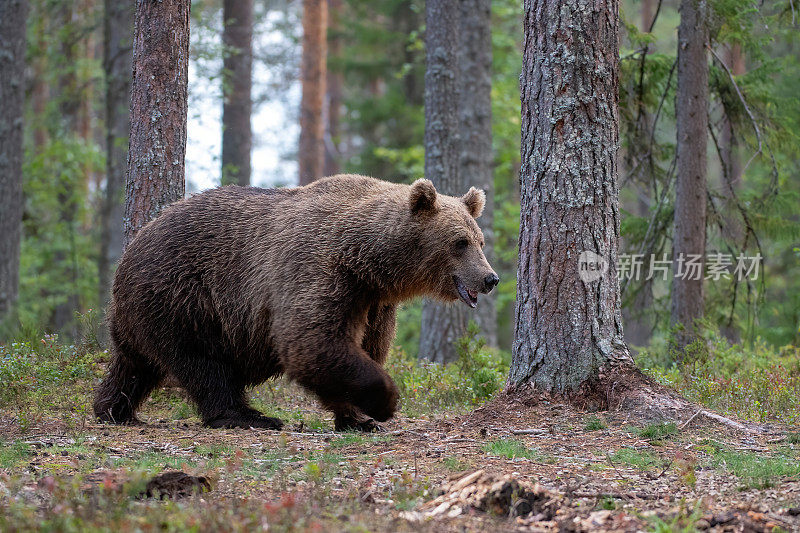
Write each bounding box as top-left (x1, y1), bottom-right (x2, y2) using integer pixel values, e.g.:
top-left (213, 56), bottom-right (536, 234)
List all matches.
top-left (94, 341), bottom-right (163, 425)
top-left (170, 356), bottom-right (283, 430)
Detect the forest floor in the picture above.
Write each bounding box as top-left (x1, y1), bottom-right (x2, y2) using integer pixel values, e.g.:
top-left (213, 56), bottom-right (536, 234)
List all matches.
top-left (2, 376), bottom-right (800, 532)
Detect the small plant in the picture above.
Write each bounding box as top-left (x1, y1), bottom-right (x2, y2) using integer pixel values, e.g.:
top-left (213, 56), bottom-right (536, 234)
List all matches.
top-left (483, 439), bottom-right (533, 459)
top-left (609, 448), bottom-right (660, 470)
top-left (636, 422), bottom-right (678, 442)
top-left (647, 499), bottom-right (705, 533)
top-left (584, 415), bottom-right (607, 431)
top-left (443, 456), bottom-right (470, 472)
top-left (597, 495), bottom-right (617, 510)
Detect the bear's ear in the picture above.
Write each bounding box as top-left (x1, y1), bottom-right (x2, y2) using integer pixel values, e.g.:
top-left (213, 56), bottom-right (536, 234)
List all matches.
top-left (462, 187), bottom-right (486, 218)
top-left (409, 179), bottom-right (439, 215)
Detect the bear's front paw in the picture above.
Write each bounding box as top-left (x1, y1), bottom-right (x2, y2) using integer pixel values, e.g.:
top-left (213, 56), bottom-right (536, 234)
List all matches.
top-left (356, 374), bottom-right (398, 423)
top-left (205, 413), bottom-right (284, 430)
top-left (334, 406), bottom-right (385, 432)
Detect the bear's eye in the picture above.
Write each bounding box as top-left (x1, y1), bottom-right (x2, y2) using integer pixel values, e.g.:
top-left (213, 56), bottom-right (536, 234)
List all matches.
top-left (454, 239), bottom-right (469, 252)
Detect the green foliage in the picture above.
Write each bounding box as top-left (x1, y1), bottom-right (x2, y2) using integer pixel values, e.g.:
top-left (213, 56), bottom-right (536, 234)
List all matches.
top-left (0, 441), bottom-right (31, 469)
top-left (0, 337), bottom-right (102, 431)
top-left (385, 324), bottom-right (508, 416)
top-left (638, 332), bottom-right (800, 424)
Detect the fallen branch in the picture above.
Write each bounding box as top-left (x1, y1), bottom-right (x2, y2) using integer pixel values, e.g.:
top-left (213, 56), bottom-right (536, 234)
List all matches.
top-left (511, 428), bottom-right (548, 435)
top-left (680, 409), bottom-right (702, 430)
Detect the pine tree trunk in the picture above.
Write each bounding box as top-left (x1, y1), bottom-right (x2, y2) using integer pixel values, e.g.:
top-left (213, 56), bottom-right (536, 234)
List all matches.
top-left (298, 0), bottom-right (327, 185)
top-left (458, 0), bottom-right (496, 347)
top-left (509, 0), bottom-right (634, 393)
top-left (718, 43), bottom-right (744, 344)
top-left (51, 3), bottom-right (81, 338)
top-left (123, 0), bottom-right (190, 247)
top-left (221, 0), bottom-right (253, 186)
top-left (323, 0), bottom-right (342, 176)
top-left (671, 0), bottom-right (708, 349)
top-left (418, 0), bottom-right (464, 364)
top-left (0, 0), bottom-right (27, 322)
top-left (99, 0), bottom-right (133, 311)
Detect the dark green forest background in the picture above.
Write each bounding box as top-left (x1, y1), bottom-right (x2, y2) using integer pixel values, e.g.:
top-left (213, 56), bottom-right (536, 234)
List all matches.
top-left (6, 0), bottom-right (800, 356)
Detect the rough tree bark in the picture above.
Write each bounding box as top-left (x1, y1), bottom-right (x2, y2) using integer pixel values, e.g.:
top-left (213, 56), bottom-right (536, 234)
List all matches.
top-left (458, 0), bottom-right (496, 347)
top-left (298, 0), bottom-right (327, 185)
top-left (506, 0), bottom-right (765, 433)
top-left (323, 0), bottom-right (342, 176)
top-left (221, 0), bottom-right (253, 186)
top-left (0, 0), bottom-right (27, 322)
top-left (508, 0), bottom-right (635, 394)
top-left (98, 0), bottom-right (133, 308)
top-left (671, 0), bottom-right (709, 349)
top-left (123, 0), bottom-right (190, 247)
top-left (418, 0), bottom-right (465, 364)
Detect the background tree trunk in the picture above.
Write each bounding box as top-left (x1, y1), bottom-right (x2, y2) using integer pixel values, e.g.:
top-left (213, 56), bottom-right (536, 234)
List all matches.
top-left (98, 0), bottom-right (133, 310)
top-left (298, 0), bottom-right (327, 185)
top-left (221, 0), bottom-right (253, 186)
top-left (123, 0), bottom-right (190, 247)
top-left (51, 3), bottom-right (81, 338)
top-left (458, 0), bottom-right (495, 347)
top-left (718, 43), bottom-right (745, 344)
top-left (418, 0), bottom-right (464, 364)
top-left (0, 0), bottom-right (27, 322)
top-left (622, 0), bottom-right (656, 350)
top-left (323, 0), bottom-right (342, 177)
top-left (509, 0), bottom-right (633, 392)
top-left (671, 0), bottom-right (709, 349)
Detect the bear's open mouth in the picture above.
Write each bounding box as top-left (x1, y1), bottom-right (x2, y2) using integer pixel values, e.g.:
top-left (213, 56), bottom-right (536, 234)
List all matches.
top-left (454, 276), bottom-right (478, 308)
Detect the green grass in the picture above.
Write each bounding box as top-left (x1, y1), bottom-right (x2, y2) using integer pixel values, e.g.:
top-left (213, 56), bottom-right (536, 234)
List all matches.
top-left (635, 422), bottom-right (678, 442)
top-left (608, 448), bottom-right (661, 470)
top-left (709, 449), bottom-right (800, 489)
top-left (0, 440), bottom-right (31, 469)
top-left (327, 433), bottom-right (391, 449)
top-left (584, 415), bottom-right (607, 431)
top-left (482, 439), bottom-right (555, 463)
top-left (442, 456), bottom-right (470, 472)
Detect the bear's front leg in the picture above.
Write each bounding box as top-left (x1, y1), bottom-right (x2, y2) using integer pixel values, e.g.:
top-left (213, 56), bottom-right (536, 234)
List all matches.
top-left (284, 337), bottom-right (398, 428)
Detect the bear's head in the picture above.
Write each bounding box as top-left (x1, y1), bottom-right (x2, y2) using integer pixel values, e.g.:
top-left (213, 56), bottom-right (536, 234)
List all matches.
top-left (408, 178), bottom-right (499, 308)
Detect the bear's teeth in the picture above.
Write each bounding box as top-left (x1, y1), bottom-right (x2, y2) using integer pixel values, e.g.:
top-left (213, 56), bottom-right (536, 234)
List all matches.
top-left (468, 290), bottom-right (478, 300)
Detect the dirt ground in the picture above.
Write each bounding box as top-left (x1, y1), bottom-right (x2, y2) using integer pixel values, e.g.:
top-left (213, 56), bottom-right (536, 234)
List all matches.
top-left (1, 385), bottom-right (799, 532)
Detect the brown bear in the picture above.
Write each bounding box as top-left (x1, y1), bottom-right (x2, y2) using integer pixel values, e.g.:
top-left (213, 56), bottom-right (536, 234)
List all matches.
top-left (93, 175), bottom-right (498, 431)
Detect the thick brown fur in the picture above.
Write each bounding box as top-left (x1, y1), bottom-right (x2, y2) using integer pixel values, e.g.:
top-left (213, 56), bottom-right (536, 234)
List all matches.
top-left (93, 175), bottom-right (497, 430)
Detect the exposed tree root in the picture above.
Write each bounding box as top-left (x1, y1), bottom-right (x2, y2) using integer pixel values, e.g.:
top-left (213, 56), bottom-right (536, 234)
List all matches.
top-left (502, 363), bottom-right (771, 435)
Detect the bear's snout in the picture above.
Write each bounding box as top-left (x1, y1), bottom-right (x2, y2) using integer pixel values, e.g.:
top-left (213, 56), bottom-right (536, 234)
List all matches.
top-left (482, 273), bottom-right (500, 293)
